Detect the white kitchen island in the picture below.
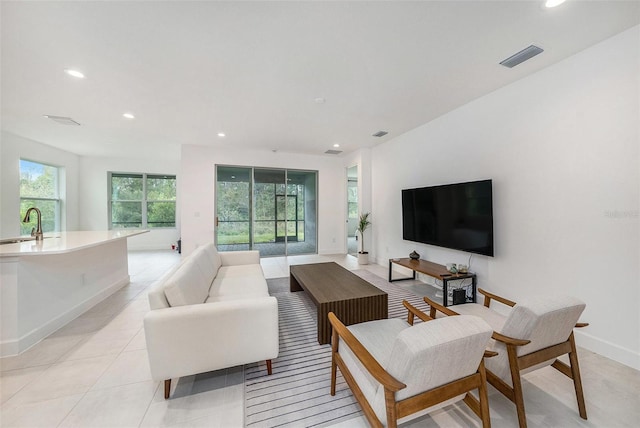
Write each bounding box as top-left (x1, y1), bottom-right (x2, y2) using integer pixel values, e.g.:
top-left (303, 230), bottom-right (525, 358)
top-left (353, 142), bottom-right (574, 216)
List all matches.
top-left (0, 230), bottom-right (148, 356)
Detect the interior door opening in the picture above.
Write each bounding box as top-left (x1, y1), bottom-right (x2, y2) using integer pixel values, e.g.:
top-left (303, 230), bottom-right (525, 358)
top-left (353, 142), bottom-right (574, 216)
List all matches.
top-left (347, 165), bottom-right (358, 257)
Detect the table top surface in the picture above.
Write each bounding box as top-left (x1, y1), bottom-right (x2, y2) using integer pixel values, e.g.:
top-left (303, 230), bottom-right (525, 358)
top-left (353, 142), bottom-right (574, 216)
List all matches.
top-left (290, 262), bottom-right (387, 303)
top-left (390, 257), bottom-right (475, 279)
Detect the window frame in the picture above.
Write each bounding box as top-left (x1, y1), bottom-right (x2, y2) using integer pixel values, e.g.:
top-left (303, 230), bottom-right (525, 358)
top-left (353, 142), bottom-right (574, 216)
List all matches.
top-left (108, 172), bottom-right (177, 229)
top-left (19, 159), bottom-right (62, 234)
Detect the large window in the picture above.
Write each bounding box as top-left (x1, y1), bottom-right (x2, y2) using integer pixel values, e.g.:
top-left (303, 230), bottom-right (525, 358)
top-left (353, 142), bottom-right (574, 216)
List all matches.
top-left (215, 166), bottom-right (317, 256)
top-left (109, 173), bottom-right (176, 228)
top-left (20, 159), bottom-right (61, 234)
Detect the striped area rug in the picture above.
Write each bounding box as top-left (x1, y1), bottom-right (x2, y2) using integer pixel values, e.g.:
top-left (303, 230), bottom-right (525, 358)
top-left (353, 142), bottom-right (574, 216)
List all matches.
top-left (244, 269), bottom-right (431, 428)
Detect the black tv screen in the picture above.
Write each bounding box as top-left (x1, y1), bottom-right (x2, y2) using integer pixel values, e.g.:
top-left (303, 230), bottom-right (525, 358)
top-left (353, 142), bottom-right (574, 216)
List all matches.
top-left (402, 179), bottom-right (494, 257)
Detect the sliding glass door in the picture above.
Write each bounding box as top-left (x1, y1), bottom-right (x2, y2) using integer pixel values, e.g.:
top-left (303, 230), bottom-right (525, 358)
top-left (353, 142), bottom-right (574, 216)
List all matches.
top-left (215, 166), bottom-right (317, 256)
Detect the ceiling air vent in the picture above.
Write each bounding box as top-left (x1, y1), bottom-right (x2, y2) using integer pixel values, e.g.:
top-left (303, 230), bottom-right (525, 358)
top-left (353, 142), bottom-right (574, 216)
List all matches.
top-left (324, 149), bottom-right (343, 155)
top-left (44, 115), bottom-right (81, 126)
top-left (372, 130), bottom-right (388, 137)
top-left (500, 45), bottom-right (544, 68)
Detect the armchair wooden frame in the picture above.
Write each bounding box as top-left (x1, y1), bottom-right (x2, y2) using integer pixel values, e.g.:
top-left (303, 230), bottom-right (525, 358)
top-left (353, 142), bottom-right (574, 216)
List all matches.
top-left (328, 300), bottom-right (493, 428)
top-left (425, 289), bottom-right (588, 428)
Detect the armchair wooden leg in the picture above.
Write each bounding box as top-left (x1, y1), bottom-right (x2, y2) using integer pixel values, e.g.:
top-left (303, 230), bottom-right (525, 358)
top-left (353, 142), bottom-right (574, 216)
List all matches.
top-left (568, 333), bottom-right (587, 420)
top-left (384, 388), bottom-right (398, 428)
top-left (266, 359), bottom-right (273, 375)
top-left (164, 379), bottom-right (171, 399)
top-left (506, 345), bottom-right (527, 428)
top-left (478, 361), bottom-right (492, 428)
top-left (330, 327), bottom-right (338, 396)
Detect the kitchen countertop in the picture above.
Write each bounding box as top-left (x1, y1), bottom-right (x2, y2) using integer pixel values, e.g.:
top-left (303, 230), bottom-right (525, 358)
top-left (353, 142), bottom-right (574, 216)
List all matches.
top-left (0, 230), bottom-right (149, 257)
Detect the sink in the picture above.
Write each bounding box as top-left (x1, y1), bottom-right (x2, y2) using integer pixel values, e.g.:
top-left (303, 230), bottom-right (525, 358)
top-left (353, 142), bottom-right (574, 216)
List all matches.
top-left (0, 236), bottom-right (58, 245)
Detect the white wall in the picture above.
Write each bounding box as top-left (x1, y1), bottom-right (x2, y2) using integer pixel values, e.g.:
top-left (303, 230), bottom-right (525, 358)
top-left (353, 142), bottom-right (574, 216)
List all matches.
top-left (79, 156), bottom-right (180, 250)
top-left (0, 131), bottom-right (80, 237)
top-left (180, 145), bottom-right (345, 257)
top-left (372, 26), bottom-right (639, 369)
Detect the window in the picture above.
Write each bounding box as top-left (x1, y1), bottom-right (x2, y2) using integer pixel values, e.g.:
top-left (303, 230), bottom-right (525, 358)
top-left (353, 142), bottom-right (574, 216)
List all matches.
top-left (20, 159), bottom-right (61, 234)
top-left (109, 173), bottom-right (176, 228)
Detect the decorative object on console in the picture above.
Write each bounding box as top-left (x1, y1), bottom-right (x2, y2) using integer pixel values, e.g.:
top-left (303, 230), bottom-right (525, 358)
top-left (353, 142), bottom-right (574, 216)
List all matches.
top-left (446, 263), bottom-right (458, 273)
top-left (409, 250), bottom-right (420, 260)
top-left (357, 212), bottom-right (371, 265)
top-left (458, 264), bottom-right (468, 273)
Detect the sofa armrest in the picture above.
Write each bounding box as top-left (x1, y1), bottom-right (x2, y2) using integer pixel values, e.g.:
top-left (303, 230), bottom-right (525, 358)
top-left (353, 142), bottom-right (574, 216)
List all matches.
top-left (144, 296), bottom-right (278, 381)
top-left (220, 250), bottom-right (260, 266)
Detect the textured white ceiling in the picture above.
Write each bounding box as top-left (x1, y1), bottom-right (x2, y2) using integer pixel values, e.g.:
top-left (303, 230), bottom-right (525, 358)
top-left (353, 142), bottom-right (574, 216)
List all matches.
top-left (2, 1), bottom-right (639, 159)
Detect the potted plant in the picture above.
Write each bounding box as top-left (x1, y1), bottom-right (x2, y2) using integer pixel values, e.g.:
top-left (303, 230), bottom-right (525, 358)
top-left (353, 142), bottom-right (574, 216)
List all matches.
top-left (357, 212), bottom-right (371, 265)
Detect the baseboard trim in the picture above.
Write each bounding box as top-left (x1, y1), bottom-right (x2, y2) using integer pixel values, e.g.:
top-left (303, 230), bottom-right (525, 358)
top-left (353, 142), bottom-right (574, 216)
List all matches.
top-left (0, 276), bottom-right (130, 357)
top-left (570, 330), bottom-right (638, 370)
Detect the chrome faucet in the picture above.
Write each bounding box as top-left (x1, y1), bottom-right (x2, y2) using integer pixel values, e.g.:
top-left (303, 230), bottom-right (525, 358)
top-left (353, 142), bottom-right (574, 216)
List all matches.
top-left (22, 207), bottom-right (43, 242)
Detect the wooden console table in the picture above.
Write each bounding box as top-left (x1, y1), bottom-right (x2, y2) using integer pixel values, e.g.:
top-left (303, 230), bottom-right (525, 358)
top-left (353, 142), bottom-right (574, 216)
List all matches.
top-left (388, 258), bottom-right (476, 307)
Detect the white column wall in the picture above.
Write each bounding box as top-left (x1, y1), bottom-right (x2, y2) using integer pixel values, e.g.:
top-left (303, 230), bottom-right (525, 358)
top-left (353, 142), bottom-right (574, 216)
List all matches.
top-left (180, 145), bottom-right (345, 257)
top-left (371, 26), bottom-right (639, 369)
top-left (1, 131), bottom-right (80, 237)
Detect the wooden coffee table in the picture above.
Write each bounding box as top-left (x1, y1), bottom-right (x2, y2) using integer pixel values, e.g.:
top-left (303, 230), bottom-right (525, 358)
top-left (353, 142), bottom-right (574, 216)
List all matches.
top-left (290, 262), bottom-right (388, 345)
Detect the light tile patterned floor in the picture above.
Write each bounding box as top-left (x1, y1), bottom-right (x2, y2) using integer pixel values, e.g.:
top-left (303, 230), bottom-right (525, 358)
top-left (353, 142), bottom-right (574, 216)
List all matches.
top-left (1, 250), bottom-right (638, 427)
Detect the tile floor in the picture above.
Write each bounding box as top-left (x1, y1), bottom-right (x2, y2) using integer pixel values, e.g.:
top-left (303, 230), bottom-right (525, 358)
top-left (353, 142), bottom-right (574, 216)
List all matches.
top-left (1, 250), bottom-right (638, 427)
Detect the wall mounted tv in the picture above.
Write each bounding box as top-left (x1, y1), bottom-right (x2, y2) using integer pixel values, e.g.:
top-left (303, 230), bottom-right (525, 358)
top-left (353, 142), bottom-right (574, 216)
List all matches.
top-left (402, 179), bottom-right (494, 257)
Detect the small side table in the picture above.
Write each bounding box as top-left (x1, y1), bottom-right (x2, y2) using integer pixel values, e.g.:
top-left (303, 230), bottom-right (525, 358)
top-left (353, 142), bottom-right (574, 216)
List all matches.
top-left (389, 258), bottom-right (476, 307)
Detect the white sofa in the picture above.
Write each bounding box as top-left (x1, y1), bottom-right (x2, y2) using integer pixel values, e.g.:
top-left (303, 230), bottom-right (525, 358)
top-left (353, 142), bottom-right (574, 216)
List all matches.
top-left (144, 242), bottom-right (279, 398)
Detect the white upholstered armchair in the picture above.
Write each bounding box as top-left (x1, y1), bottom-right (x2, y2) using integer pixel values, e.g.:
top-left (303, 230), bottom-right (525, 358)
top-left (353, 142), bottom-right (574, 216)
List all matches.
top-left (425, 289), bottom-right (588, 428)
top-left (328, 301), bottom-right (495, 428)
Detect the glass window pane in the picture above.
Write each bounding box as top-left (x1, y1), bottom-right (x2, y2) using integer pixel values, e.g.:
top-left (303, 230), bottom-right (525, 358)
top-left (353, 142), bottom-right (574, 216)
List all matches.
top-left (216, 181), bottom-right (250, 221)
top-left (112, 175), bottom-right (143, 200)
top-left (147, 175), bottom-right (176, 201)
top-left (147, 202), bottom-right (176, 227)
top-left (254, 183), bottom-right (275, 221)
top-left (111, 201), bottom-right (142, 228)
top-left (254, 221), bottom-right (275, 243)
top-left (286, 195), bottom-right (296, 221)
top-left (276, 196), bottom-right (286, 221)
top-left (217, 221), bottom-right (250, 245)
top-left (20, 159), bottom-right (58, 198)
top-left (20, 199), bottom-right (58, 234)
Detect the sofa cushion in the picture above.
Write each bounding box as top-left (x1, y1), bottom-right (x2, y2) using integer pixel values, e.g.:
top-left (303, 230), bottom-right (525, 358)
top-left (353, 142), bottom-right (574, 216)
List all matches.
top-left (190, 244), bottom-right (221, 281)
top-left (163, 258), bottom-right (212, 307)
top-left (202, 243), bottom-right (222, 274)
top-left (206, 265), bottom-right (269, 302)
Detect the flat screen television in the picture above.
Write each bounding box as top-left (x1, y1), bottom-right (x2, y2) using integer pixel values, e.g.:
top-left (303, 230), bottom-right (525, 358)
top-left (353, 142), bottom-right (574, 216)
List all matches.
top-left (402, 179), bottom-right (494, 257)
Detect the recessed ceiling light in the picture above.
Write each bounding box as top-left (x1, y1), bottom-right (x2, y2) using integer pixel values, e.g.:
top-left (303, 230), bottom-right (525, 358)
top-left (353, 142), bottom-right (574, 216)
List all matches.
top-left (333, 144), bottom-right (340, 148)
top-left (64, 69), bottom-right (85, 79)
top-left (314, 97), bottom-right (326, 104)
top-left (545, 0), bottom-right (566, 8)
top-left (217, 132), bottom-right (226, 137)
top-left (123, 113), bottom-right (135, 119)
